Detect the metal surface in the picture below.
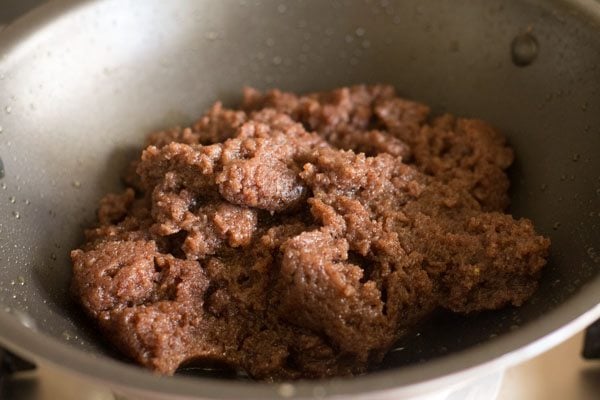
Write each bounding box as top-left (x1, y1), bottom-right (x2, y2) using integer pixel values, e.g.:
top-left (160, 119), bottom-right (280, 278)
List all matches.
top-left (0, 0), bottom-right (598, 398)
top-left (583, 319), bottom-right (600, 359)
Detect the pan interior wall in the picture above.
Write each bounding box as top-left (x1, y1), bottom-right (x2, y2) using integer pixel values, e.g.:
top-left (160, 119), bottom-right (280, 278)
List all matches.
top-left (0, 0), bottom-right (598, 369)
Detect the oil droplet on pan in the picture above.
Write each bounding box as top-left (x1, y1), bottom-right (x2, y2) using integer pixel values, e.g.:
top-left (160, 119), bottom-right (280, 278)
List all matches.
top-left (511, 31), bottom-right (539, 67)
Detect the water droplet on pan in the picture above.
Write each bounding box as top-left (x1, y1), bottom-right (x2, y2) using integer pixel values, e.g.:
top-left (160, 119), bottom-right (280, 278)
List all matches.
top-left (511, 32), bottom-right (539, 67)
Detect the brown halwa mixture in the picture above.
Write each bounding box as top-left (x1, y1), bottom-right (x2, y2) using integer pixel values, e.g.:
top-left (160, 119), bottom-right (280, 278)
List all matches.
top-left (71, 85), bottom-right (550, 380)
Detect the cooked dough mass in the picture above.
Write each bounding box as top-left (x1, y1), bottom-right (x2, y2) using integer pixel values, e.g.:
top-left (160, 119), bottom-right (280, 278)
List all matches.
top-left (71, 85), bottom-right (550, 380)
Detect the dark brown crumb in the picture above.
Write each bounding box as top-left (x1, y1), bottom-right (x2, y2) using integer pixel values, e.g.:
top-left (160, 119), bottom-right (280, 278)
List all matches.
top-left (71, 84), bottom-right (549, 380)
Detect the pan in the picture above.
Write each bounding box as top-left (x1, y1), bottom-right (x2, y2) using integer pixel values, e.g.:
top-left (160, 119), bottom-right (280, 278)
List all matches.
top-left (0, 0), bottom-right (599, 399)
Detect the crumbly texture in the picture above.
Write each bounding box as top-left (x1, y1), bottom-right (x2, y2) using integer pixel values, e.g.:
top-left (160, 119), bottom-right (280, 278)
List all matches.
top-left (71, 85), bottom-right (550, 380)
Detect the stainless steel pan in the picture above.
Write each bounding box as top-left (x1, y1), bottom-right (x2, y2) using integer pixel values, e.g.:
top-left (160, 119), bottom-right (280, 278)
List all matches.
top-left (0, 0), bottom-right (599, 399)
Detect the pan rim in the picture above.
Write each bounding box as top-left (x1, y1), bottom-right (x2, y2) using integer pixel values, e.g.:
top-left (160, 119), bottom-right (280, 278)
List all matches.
top-left (0, 289), bottom-right (598, 399)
